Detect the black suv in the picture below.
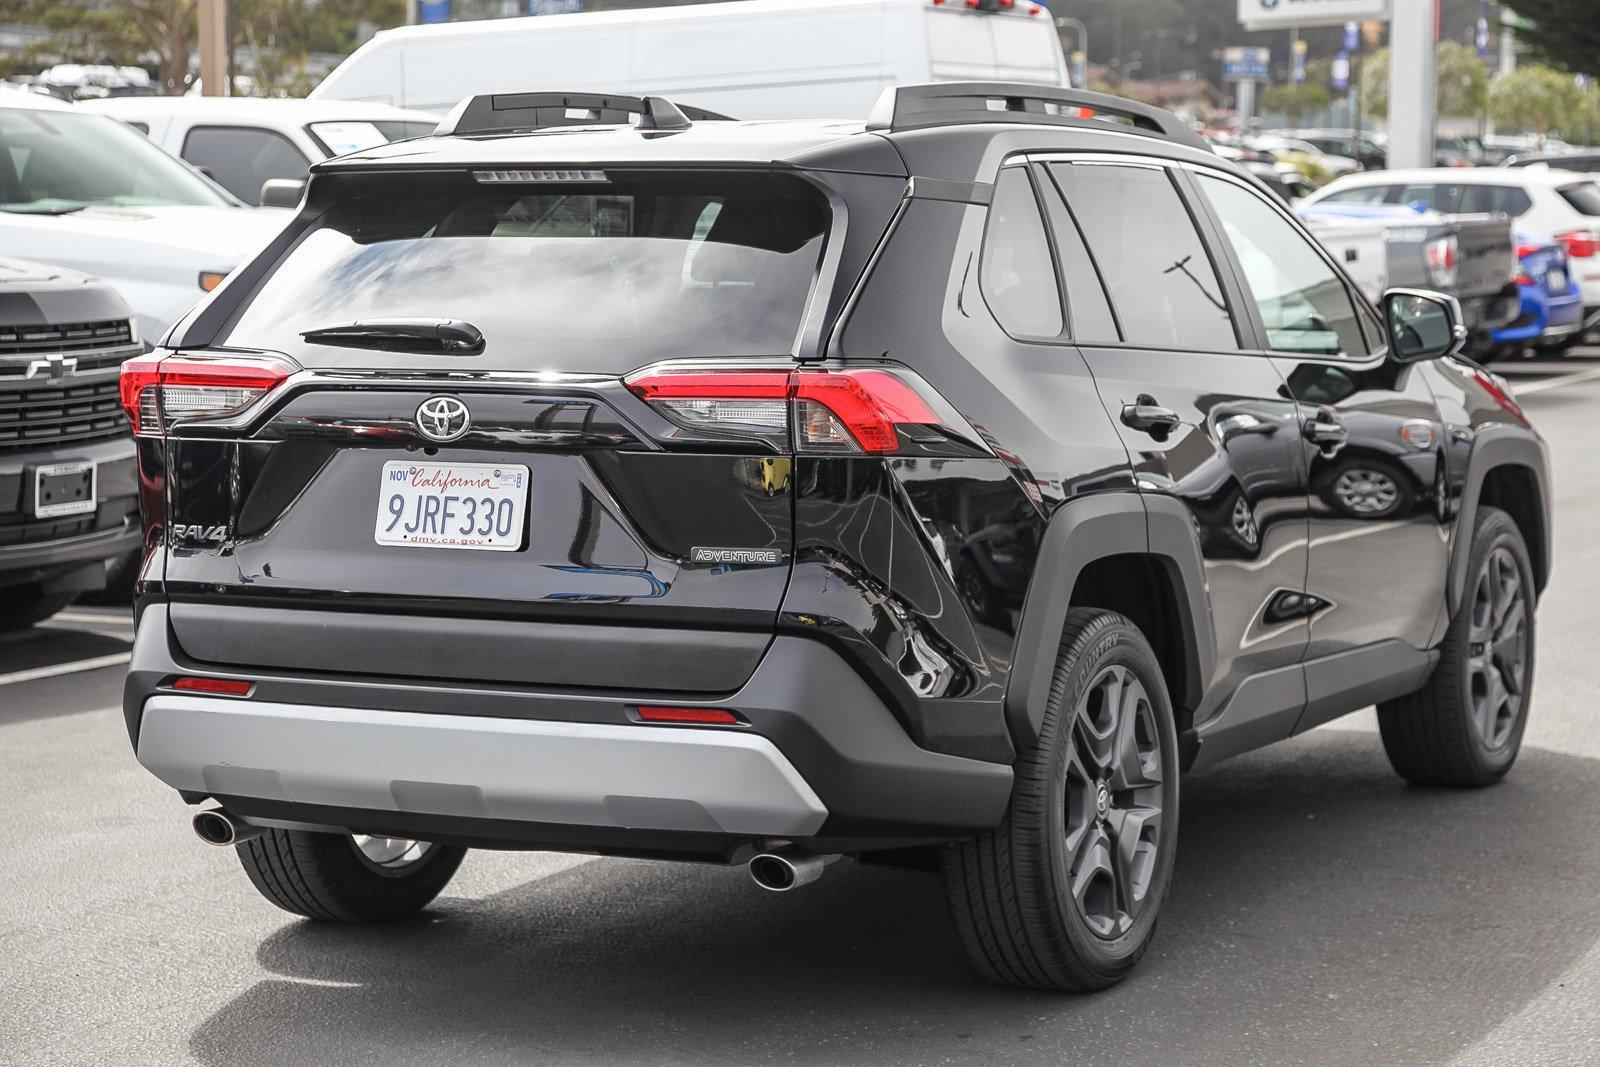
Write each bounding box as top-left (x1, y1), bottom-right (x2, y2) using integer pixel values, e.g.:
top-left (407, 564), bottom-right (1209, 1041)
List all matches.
top-left (2, 258), bottom-right (142, 628)
top-left (121, 86), bottom-right (1550, 991)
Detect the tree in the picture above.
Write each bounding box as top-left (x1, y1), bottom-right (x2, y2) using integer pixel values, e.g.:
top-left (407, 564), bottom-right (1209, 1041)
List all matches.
top-left (1500, 0), bottom-right (1600, 78)
top-left (1491, 65), bottom-right (1585, 140)
top-left (1361, 40), bottom-right (1490, 120)
top-left (1261, 81), bottom-right (1331, 124)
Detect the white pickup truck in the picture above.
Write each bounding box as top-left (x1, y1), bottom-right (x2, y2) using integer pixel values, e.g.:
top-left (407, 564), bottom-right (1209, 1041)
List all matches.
top-left (0, 89), bottom-right (288, 342)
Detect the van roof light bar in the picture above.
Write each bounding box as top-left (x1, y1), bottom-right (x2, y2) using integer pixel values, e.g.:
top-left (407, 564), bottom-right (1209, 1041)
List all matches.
top-left (435, 91), bottom-right (733, 137)
top-left (866, 82), bottom-right (1211, 154)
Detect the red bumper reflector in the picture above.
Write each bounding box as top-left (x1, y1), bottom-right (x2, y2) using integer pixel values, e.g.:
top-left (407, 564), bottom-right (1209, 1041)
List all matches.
top-left (636, 706), bottom-right (740, 725)
top-left (172, 676), bottom-right (254, 696)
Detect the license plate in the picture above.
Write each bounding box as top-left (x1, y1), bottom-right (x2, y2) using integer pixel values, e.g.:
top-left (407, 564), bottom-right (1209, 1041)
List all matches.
top-left (1547, 269), bottom-right (1569, 293)
top-left (374, 461), bottom-right (529, 551)
top-left (33, 461), bottom-right (96, 519)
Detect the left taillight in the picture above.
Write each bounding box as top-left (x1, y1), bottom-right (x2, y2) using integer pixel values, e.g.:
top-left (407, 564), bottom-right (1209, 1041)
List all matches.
top-left (625, 365), bottom-right (958, 455)
top-left (119, 353), bottom-right (296, 437)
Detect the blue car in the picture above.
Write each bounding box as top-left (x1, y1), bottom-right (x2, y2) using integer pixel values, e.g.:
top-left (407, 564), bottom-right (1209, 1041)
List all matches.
top-left (1489, 231), bottom-right (1583, 359)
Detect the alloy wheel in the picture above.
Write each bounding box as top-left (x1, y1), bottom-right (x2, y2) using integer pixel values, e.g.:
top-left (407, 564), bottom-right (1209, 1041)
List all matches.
top-left (1333, 466), bottom-right (1400, 516)
top-left (1468, 545), bottom-right (1529, 749)
top-left (1063, 665), bottom-right (1165, 939)
top-left (352, 835), bottom-right (433, 870)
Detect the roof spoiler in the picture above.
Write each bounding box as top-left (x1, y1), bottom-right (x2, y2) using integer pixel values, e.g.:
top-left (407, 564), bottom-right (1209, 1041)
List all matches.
top-left (867, 82), bottom-right (1210, 154)
top-left (435, 92), bottom-right (734, 137)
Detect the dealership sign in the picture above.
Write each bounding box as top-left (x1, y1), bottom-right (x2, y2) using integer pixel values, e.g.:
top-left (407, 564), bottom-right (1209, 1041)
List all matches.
top-left (1238, 0), bottom-right (1390, 30)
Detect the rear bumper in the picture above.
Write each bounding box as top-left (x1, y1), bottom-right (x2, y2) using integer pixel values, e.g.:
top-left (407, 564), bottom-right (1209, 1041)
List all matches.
top-left (125, 604), bottom-right (1013, 852)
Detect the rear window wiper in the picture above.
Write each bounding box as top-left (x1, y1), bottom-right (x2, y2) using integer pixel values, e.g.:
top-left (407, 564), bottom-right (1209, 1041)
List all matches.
top-left (300, 318), bottom-right (484, 353)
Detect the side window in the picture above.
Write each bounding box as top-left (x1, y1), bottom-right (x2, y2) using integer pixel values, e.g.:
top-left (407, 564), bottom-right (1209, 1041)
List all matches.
top-left (1050, 162), bottom-right (1236, 351)
top-left (181, 126), bottom-right (310, 203)
top-left (1396, 183), bottom-right (1448, 210)
top-left (1037, 169), bottom-right (1118, 343)
top-left (1197, 173), bottom-right (1371, 360)
top-left (979, 166), bottom-right (1062, 338)
top-left (1318, 185), bottom-right (1393, 205)
top-left (1462, 184), bottom-right (1533, 216)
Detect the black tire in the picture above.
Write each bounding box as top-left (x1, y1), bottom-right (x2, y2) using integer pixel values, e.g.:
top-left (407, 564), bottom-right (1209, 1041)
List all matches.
top-left (941, 609), bottom-right (1180, 992)
top-left (0, 585), bottom-right (75, 631)
top-left (1377, 506), bottom-right (1535, 787)
top-left (237, 828), bottom-right (467, 922)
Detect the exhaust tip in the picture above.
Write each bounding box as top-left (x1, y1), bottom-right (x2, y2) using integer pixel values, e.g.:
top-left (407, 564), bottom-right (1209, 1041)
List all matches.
top-left (750, 853), bottom-right (798, 892)
top-left (193, 808), bottom-right (256, 846)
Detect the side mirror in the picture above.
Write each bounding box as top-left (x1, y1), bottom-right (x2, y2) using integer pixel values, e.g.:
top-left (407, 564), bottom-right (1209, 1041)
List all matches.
top-left (1383, 287), bottom-right (1467, 363)
top-left (258, 178), bottom-right (307, 209)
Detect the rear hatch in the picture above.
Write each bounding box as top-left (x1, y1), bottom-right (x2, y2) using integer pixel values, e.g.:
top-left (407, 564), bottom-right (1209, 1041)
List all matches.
top-left (141, 168), bottom-right (833, 693)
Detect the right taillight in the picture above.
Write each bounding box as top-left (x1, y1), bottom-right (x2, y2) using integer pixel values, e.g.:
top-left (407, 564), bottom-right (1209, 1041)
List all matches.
top-left (119, 353), bottom-right (297, 436)
top-left (1425, 234), bottom-right (1458, 288)
top-left (1557, 229), bottom-right (1599, 260)
top-left (625, 365), bottom-right (959, 455)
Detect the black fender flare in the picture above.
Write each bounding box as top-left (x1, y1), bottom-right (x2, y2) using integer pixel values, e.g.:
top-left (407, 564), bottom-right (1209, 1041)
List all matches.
top-left (1446, 427), bottom-right (1552, 615)
top-left (1004, 492), bottom-right (1216, 751)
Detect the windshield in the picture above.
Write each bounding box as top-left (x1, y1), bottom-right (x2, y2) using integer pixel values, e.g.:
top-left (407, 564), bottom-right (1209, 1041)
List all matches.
top-left (0, 107), bottom-right (232, 214)
top-left (305, 120), bottom-right (438, 157)
top-left (225, 169), bottom-right (830, 370)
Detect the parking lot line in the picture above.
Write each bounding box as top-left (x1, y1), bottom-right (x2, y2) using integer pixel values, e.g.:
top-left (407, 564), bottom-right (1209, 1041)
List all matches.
top-left (0, 652), bottom-right (132, 687)
top-left (1514, 366), bottom-right (1600, 396)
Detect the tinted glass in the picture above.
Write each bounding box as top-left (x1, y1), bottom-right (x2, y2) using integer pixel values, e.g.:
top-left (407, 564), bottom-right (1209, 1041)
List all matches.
top-left (1051, 162), bottom-right (1236, 351)
top-left (0, 107), bottom-right (229, 212)
top-left (1461, 184), bottom-right (1532, 216)
top-left (1037, 168), bottom-right (1118, 342)
top-left (1199, 174), bottom-right (1369, 360)
top-left (1558, 182), bottom-right (1600, 217)
top-left (225, 170), bottom-right (829, 370)
top-left (306, 120), bottom-right (439, 157)
top-left (182, 126), bottom-right (311, 202)
top-left (979, 166), bottom-right (1063, 338)
top-left (1397, 183), bottom-right (1453, 210)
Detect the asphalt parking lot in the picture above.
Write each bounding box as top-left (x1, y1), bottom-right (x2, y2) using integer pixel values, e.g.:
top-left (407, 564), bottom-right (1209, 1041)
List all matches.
top-left (6, 352), bottom-right (1600, 1065)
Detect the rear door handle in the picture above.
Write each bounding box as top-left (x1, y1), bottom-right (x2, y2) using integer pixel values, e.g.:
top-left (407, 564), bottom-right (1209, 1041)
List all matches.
top-left (1302, 410), bottom-right (1349, 453)
top-left (1121, 394), bottom-right (1182, 437)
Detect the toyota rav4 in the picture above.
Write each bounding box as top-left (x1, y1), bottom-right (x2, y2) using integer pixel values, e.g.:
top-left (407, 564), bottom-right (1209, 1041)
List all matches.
top-left (121, 85), bottom-right (1550, 992)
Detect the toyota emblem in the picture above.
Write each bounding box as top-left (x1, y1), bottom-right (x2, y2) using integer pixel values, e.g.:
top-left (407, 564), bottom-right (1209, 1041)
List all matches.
top-left (415, 395), bottom-right (471, 442)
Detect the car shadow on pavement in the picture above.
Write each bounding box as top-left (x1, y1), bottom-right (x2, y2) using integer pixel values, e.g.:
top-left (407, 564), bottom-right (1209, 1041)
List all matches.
top-left (189, 727), bottom-right (1600, 1066)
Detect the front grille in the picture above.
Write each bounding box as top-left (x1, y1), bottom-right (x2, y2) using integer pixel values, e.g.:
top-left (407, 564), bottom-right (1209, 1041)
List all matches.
top-left (0, 376), bottom-right (128, 452)
top-left (0, 319), bottom-right (139, 384)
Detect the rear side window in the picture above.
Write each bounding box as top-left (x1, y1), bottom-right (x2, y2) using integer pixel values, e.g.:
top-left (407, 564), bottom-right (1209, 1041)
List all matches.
top-left (224, 170), bottom-right (830, 370)
top-left (1318, 185), bottom-right (1395, 205)
top-left (1558, 182), bottom-right (1600, 216)
top-left (182, 126), bottom-right (311, 202)
top-left (979, 166), bottom-right (1063, 338)
top-left (1396, 183), bottom-right (1451, 210)
top-left (1050, 162), bottom-right (1236, 351)
top-left (1461, 184), bottom-right (1533, 216)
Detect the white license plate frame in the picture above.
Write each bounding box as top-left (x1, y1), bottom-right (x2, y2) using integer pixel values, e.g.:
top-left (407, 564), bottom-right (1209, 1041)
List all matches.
top-left (374, 461), bottom-right (530, 552)
top-left (32, 460), bottom-right (97, 519)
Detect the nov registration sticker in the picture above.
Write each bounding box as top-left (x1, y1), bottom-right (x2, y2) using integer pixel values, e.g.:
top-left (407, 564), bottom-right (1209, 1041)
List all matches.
top-left (375, 461), bottom-right (529, 551)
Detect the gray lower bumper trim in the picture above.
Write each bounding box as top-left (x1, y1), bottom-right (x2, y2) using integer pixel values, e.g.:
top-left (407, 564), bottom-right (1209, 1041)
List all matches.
top-left (137, 695), bottom-right (828, 837)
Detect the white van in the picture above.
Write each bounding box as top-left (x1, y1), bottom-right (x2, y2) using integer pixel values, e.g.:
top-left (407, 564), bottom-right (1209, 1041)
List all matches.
top-left (310, 0), bottom-right (1069, 119)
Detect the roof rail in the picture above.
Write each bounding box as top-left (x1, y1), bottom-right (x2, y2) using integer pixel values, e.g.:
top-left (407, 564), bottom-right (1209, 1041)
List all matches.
top-left (866, 82), bottom-right (1210, 154)
top-left (436, 92), bottom-right (733, 137)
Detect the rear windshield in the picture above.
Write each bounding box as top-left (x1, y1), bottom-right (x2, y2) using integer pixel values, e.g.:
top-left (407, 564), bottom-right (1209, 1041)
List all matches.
top-left (224, 170), bottom-right (830, 368)
top-left (1558, 182), bottom-right (1600, 217)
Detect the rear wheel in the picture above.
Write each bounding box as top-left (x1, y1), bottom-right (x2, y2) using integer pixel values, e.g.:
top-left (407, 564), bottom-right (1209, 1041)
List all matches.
top-left (941, 609), bottom-right (1179, 991)
top-left (237, 828), bottom-right (467, 922)
top-left (1377, 506), bottom-right (1535, 787)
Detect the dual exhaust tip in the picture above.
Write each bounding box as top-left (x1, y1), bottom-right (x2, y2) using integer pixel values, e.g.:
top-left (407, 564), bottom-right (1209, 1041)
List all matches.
top-left (193, 811), bottom-right (834, 893)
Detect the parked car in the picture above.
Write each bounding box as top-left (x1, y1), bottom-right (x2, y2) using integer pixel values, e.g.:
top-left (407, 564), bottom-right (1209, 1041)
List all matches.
top-left (309, 0), bottom-right (1070, 118)
top-left (1279, 127), bottom-right (1387, 170)
top-left (79, 97), bottom-right (439, 206)
top-left (1505, 150), bottom-right (1600, 174)
top-left (122, 85), bottom-right (1550, 994)
top-left (1485, 232), bottom-right (1584, 360)
top-left (0, 258), bottom-right (143, 628)
top-left (1298, 200), bottom-right (1518, 353)
top-left (1300, 212), bottom-right (1389, 301)
top-left (1247, 134), bottom-right (1360, 182)
top-left (1302, 167), bottom-right (1600, 348)
top-left (0, 89), bottom-right (290, 343)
